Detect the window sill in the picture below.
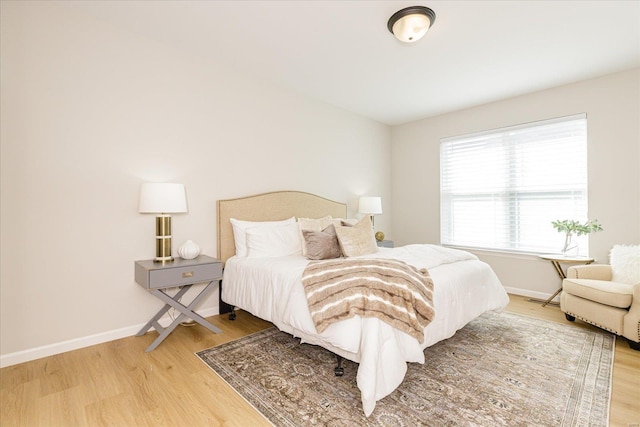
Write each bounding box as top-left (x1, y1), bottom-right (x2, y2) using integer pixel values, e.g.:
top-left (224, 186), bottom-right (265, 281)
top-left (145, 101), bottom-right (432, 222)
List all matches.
top-left (441, 245), bottom-right (554, 261)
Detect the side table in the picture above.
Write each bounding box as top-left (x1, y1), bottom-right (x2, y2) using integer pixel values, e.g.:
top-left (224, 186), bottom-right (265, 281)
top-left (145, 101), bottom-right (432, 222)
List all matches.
top-left (377, 240), bottom-right (394, 248)
top-left (538, 254), bottom-right (595, 307)
top-left (135, 255), bottom-right (223, 351)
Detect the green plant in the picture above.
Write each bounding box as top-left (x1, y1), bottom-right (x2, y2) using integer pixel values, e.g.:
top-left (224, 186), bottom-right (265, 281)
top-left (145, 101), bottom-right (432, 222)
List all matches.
top-left (551, 219), bottom-right (603, 253)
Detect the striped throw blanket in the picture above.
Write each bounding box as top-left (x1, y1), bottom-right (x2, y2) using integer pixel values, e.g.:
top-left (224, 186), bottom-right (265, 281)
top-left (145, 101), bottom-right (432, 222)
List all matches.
top-left (301, 258), bottom-right (435, 343)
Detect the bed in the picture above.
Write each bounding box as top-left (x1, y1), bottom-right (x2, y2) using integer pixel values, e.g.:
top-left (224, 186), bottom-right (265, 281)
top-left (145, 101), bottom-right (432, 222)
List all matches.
top-left (217, 191), bottom-right (510, 416)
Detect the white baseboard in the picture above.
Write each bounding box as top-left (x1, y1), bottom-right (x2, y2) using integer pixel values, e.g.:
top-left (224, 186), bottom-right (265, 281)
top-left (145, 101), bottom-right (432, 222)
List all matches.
top-left (0, 306), bottom-right (220, 368)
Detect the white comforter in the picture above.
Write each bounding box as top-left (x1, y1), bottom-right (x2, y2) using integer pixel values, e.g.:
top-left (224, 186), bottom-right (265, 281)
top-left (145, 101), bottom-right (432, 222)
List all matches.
top-left (222, 244), bottom-right (509, 416)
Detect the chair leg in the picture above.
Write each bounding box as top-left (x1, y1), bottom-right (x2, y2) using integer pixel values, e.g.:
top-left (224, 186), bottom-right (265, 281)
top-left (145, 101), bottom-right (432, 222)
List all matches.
top-left (564, 313), bottom-right (576, 321)
top-left (627, 339), bottom-right (640, 351)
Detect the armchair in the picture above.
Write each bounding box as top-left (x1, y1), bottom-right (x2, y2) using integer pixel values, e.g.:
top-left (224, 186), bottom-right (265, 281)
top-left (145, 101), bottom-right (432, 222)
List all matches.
top-left (560, 264), bottom-right (639, 350)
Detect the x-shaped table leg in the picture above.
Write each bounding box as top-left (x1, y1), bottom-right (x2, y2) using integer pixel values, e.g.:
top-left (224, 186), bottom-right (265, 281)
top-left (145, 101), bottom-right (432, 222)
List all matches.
top-left (136, 281), bottom-right (221, 352)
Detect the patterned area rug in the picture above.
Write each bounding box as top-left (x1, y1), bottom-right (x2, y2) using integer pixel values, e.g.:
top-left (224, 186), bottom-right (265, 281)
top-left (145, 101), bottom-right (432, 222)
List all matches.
top-left (196, 311), bottom-right (614, 426)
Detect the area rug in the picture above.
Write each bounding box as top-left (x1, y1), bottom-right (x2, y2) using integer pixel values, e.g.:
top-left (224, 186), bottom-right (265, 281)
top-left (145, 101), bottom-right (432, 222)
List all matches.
top-left (196, 311), bottom-right (614, 426)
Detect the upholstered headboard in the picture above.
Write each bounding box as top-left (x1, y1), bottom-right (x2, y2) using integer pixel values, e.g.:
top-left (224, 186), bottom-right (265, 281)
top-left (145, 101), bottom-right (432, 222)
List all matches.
top-left (217, 191), bottom-right (347, 263)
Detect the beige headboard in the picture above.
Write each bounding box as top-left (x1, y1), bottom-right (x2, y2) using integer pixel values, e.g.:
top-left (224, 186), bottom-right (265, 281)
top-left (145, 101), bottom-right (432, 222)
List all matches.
top-left (217, 191), bottom-right (347, 263)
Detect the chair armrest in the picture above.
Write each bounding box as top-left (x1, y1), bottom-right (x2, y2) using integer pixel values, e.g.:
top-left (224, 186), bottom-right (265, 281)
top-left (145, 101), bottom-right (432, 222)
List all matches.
top-left (566, 264), bottom-right (612, 280)
top-left (623, 284), bottom-right (640, 343)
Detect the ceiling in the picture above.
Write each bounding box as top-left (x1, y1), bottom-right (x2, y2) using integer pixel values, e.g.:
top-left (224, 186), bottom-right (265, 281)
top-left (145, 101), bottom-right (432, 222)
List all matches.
top-left (64, 1), bottom-right (640, 125)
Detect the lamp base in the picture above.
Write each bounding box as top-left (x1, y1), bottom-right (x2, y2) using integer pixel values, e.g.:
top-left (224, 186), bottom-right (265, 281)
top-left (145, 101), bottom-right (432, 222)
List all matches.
top-left (154, 215), bottom-right (173, 263)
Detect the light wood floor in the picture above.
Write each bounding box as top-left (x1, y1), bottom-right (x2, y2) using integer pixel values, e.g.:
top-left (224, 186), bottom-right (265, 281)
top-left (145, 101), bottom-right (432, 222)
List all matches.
top-left (1, 295), bottom-right (638, 427)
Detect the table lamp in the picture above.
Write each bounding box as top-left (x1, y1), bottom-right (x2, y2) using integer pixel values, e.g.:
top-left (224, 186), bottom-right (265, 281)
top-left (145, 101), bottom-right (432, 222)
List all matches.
top-left (358, 196), bottom-right (382, 227)
top-left (139, 182), bottom-right (187, 263)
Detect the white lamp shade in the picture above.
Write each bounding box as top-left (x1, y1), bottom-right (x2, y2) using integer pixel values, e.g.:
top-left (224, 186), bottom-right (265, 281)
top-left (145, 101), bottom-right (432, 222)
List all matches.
top-left (139, 183), bottom-right (188, 213)
top-left (358, 196), bottom-right (382, 215)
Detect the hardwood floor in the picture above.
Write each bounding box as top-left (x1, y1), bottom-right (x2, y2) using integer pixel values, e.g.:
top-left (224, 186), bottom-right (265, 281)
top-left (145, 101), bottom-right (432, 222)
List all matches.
top-left (1, 295), bottom-right (638, 426)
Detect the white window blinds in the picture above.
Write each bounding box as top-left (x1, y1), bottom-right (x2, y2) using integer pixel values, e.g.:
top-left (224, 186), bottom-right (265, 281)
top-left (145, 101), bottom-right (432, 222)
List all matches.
top-left (440, 113), bottom-right (588, 255)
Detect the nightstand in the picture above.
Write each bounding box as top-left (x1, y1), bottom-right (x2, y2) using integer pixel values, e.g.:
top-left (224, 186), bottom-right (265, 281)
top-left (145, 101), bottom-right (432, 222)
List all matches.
top-left (135, 255), bottom-right (223, 352)
top-left (377, 240), bottom-right (394, 248)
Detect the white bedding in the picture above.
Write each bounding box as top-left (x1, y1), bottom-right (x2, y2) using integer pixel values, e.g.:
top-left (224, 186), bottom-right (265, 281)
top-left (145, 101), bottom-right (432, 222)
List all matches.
top-left (222, 244), bottom-right (509, 416)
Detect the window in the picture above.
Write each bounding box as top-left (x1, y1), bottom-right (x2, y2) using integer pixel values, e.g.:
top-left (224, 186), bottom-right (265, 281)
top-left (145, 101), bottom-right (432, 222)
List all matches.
top-left (440, 114), bottom-right (588, 255)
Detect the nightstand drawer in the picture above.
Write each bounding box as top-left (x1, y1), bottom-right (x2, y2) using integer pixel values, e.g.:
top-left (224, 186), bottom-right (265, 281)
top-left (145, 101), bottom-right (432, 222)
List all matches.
top-left (135, 256), bottom-right (223, 289)
top-left (148, 263), bottom-right (222, 289)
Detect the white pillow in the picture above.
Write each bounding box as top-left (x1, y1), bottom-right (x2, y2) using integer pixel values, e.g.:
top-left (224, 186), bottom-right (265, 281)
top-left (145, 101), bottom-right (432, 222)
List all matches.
top-left (230, 217), bottom-right (296, 257)
top-left (246, 222), bottom-right (302, 258)
top-left (610, 244), bottom-right (640, 284)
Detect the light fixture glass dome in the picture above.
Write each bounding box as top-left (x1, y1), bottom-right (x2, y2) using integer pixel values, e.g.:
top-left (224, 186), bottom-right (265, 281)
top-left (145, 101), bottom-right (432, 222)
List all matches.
top-left (387, 6), bottom-right (436, 43)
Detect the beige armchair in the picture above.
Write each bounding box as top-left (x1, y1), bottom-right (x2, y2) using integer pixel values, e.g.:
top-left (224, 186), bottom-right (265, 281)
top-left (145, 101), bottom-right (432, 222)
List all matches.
top-left (560, 264), bottom-right (640, 350)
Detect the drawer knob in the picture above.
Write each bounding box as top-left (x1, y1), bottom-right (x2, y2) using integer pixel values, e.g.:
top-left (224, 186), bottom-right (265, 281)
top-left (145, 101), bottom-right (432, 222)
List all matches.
top-left (182, 271), bottom-right (194, 278)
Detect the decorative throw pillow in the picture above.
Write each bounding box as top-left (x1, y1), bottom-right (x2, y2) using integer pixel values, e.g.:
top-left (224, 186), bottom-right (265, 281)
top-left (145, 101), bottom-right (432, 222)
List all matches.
top-left (298, 216), bottom-right (333, 256)
top-left (246, 222), bottom-right (302, 258)
top-left (230, 217), bottom-right (296, 257)
top-left (610, 244), bottom-right (640, 284)
top-left (334, 216), bottom-right (378, 257)
top-left (302, 224), bottom-right (342, 260)
top-left (331, 218), bottom-right (358, 228)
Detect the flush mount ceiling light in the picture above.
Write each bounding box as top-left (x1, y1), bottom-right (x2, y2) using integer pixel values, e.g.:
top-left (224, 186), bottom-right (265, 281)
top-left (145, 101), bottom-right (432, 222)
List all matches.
top-left (387, 6), bottom-right (436, 43)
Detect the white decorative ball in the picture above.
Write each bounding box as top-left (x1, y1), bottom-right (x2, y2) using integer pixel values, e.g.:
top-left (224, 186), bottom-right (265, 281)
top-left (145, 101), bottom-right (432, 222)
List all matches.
top-left (178, 240), bottom-right (200, 260)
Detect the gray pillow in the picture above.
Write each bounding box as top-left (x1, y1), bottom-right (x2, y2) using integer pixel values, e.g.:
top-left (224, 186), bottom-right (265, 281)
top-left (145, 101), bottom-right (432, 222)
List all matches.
top-left (302, 224), bottom-right (342, 260)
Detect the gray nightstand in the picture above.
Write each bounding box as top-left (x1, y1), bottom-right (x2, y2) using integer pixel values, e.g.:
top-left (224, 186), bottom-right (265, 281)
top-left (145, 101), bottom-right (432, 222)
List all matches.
top-left (135, 255), bottom-right (223, 352)
top-left (377, 240), bottom-right (394, 248)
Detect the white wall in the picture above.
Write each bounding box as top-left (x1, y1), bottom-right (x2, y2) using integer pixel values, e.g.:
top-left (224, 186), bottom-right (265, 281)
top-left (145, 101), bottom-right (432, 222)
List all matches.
top-left (0, 2), bottom-right (391, 365)
top-left (391, 68), bottom-right (640, 299)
